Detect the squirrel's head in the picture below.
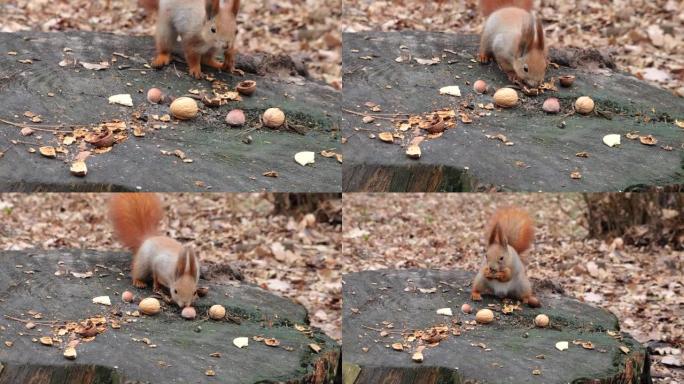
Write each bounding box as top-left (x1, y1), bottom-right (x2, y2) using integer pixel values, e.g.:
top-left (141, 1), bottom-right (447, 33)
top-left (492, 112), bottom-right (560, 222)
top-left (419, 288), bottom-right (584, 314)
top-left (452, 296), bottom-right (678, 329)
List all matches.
top-left (201, 0), bottom-right (239, 51)
top-left (171, 246), bottom-right (199, 308)
top-left (485, 223), bottom-right (512, 274)
top-left (513, 14), bottom-right (547, 88)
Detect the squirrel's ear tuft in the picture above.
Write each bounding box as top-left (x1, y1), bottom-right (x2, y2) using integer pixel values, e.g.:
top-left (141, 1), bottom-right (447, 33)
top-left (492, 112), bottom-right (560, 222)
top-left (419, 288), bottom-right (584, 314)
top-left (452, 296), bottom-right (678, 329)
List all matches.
top-left (176, 249), bottom-right (187, 278)
top-left (230, 0), bottom-right (240, 16)
top-left (187, 247), bottom-right (198, 277)
top-left (489, 223), bottom-right (501, 245)
top-left (535, 17), bottom-right (545, 50)
top-left (518, 16), bottom-right (534, 55)
top-left (489, 223), bottom-right (509, 248)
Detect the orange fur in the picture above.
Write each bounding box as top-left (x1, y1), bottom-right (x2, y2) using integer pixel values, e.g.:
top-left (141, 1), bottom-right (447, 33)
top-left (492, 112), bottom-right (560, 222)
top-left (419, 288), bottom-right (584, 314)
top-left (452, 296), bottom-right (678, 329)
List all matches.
top-left (109, 193), bottom-right (163, 254)
top-left (138, 0), bottom-right (159, 12)
top-left (479, 0), bottom-right (533, 17)
top-left (486, 207), bottom-right (534, 258)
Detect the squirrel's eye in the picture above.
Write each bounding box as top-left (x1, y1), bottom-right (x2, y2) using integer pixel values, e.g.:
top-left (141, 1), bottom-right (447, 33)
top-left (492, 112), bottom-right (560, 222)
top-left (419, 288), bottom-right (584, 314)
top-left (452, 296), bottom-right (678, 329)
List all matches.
top-left (523, 64), bottom-right (529, 73)
top-left (211, 26), bottom-right (217, 33)
top-left (499, 256), bottom-right (504, 261)
top-left (174, 289), bottom-right (178, 294)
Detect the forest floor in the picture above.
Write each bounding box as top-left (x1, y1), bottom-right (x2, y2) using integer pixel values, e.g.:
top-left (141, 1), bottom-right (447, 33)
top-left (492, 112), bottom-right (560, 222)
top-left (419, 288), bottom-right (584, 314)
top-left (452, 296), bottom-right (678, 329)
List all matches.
top-left (0, 193), bottom-right (342, 340)
top-left (0, 0), bottom-right (342, 88)
top-left (343, 0), bottom-right (684, 96)
top-left (343, 193), bottom-right (683, 383)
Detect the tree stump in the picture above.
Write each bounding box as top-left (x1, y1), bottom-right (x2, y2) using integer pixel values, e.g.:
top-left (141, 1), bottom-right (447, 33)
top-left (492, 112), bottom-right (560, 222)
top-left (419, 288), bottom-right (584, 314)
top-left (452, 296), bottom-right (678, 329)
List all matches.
top-left (0, 31), bottom-right (341, 192)
top-left (342, 269), bottom-right (650, 384)
top-left (0, 250), bottom-right (339, 383)
top-left (342, 31), bottom-right (684, 192)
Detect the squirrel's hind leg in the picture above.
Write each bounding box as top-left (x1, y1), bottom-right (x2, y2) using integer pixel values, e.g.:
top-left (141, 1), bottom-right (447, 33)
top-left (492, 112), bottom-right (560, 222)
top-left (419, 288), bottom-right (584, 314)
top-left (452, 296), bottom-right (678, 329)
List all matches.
top-left (519, 277), bottom-right (541, 307)
top-left (131, 256), bottom-right (149, 288)
top-left (151, 20), bottom-right (174, 69)
top-left (471, 273), bottom-right (489, 301)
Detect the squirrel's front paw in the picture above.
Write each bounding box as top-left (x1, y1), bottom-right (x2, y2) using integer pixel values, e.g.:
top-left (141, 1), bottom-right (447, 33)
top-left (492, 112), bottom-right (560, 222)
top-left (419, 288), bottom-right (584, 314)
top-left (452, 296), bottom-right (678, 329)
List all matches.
top-left (471, 291), bottom-right (483, 301)
top-left (188, 67), bottom-right (203, 79)
top-left (133, 279), bottom-right (147, 288)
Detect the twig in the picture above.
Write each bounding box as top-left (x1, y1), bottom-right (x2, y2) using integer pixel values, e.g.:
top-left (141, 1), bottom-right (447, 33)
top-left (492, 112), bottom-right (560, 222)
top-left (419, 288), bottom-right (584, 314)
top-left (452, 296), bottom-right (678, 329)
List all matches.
top-left (13, 140), bottom-right (41, 146)
top-left (342, 108), bottom-right (406, 121)
top-left (0, 118), bottom-right (73, 133)
top-left (361, 325), bottom-right (404, 334)
top-left (4, 315), bottom-right (66, 326)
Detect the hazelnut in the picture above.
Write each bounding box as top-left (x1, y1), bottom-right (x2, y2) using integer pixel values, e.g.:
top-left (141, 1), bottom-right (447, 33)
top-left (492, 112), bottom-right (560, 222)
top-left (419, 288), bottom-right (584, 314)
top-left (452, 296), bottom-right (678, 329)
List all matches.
top-left (225, 109), bottom-right (246, 126)
top-left (209, 305), bottom-right (226, 320)
top-left (473, 80), bottom-right (488, 94)
top-left (493, 88), bottom-right (518, 108)
top-left (181, 306), bottom-right (196, 320)
top-left (475, 309), bottom-right (494, 324)
top-left (170, 97), bottom-right (199, 120)
top-left (461, 303), bottom-right (472, 314)
top-left (262, 108), bottom-right (285, 128)
top-left (542, 97), bottom-right (561, 114)
top-left (575, 96), bottom-right (594, 115)
top-left (147, 88), bottom-right (164, 104)
top-left (122, 291), bottom-right (134, 303)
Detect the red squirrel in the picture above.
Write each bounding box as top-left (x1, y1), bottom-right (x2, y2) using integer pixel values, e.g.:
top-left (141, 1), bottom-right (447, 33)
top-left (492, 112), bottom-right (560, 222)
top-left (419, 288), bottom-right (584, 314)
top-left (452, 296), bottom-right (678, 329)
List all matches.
top-left (478, 0), bottom-right (547, 87)
top-left (109, 193), bottom-right (200, 308)
top-left (139, 0), bottom-right (241, 79)
top-left (471, 207), bottom-right (541, 307)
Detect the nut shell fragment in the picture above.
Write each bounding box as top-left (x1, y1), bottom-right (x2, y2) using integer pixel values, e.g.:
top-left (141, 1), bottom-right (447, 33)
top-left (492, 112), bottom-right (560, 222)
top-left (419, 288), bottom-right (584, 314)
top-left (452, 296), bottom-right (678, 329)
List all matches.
top-left (70, 161), bottom-right (87, 177)
top-left (406, 144), bottom-right (421, 159)
top-left (39, 146), bottom-right (56, 158)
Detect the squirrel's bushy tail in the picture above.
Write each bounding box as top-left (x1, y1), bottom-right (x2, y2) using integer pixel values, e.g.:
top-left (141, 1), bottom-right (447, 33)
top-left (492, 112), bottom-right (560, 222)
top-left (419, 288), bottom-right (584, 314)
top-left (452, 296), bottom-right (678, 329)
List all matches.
top-left (479, 0), bottom-right (533, 17)
top-left (487, 206), bottom-right (534, 255)
top-left (109, 193), bottom-right (163, 253)
top-left (138, 0), bottom-right (159, 12)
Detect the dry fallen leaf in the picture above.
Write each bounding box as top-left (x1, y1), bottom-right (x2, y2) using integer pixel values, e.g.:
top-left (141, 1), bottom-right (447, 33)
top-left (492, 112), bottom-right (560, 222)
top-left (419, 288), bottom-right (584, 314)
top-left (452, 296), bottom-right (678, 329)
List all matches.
top-left (391, 342), bottom-right (403, 351)
top-left (406, 144), bottom-right (421, 159)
